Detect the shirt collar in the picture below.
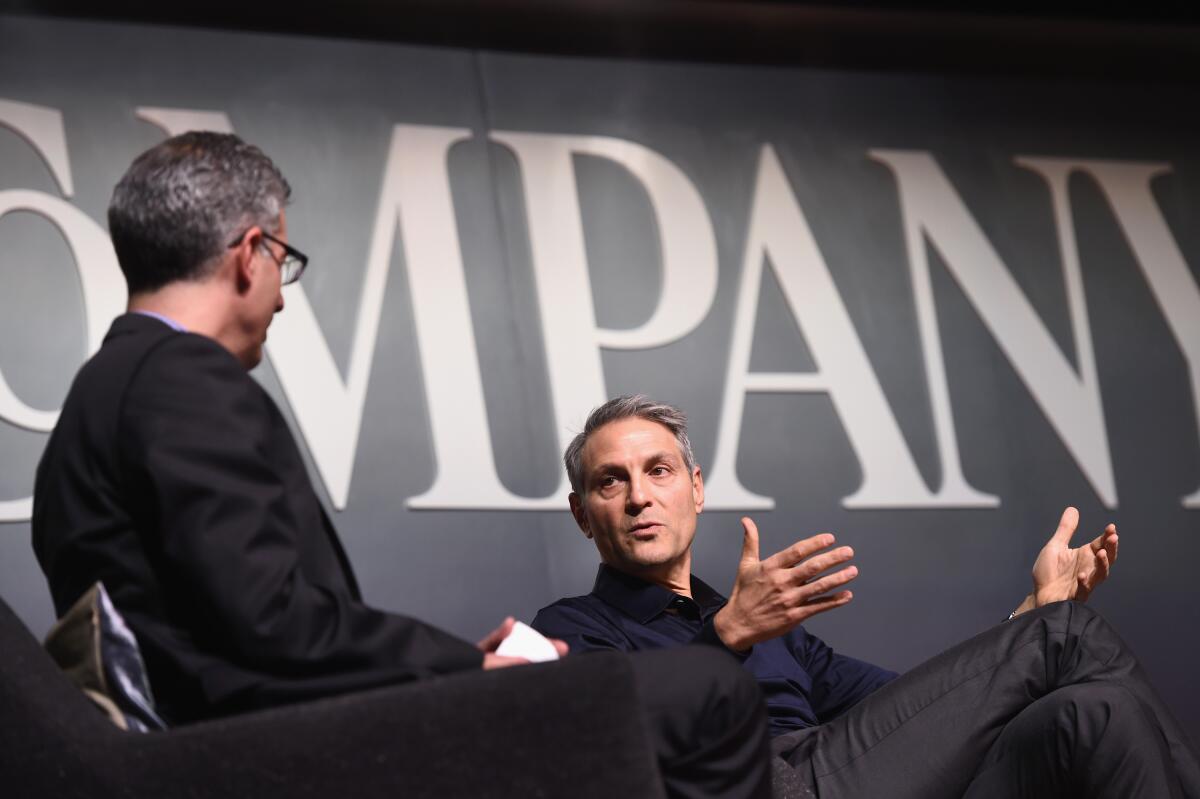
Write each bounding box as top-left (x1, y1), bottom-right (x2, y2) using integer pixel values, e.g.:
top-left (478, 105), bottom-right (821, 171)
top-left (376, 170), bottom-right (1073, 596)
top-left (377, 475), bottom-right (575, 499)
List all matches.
top-left (131, 309), bottom-right (187, 332)
top-left (591, 563), bottom-right (726, 624)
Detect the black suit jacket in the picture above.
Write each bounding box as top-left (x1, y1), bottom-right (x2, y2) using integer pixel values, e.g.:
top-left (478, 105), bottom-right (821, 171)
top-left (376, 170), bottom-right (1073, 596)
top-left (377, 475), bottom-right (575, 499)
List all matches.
top-left (33, 313), bottom-right (482, 723)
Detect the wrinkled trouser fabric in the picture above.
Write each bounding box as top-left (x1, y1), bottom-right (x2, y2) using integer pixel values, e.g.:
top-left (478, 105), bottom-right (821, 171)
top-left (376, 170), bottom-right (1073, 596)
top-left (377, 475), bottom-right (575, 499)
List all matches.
top-left (773, 601), bottom-right (1200, 799)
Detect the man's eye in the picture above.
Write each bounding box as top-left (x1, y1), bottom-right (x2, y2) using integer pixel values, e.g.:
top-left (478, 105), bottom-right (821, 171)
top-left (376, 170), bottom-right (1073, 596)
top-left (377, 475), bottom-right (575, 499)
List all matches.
top-left (650, 465), bottom-right (669, 476)
top-left (598, 475), bottom-right (619, 488)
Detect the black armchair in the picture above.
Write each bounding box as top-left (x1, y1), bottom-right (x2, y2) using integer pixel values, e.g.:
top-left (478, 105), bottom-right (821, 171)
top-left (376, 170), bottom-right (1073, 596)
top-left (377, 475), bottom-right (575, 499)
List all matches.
top-left (0, 595), bottom-right (665, 798)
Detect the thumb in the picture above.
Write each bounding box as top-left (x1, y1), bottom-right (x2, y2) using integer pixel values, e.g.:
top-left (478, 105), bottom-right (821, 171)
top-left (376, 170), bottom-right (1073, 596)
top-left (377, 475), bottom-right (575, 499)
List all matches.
top-left (739, 517), bottom-right (761, 566)
top-left (1051, 507), bottom-right (1080, 546)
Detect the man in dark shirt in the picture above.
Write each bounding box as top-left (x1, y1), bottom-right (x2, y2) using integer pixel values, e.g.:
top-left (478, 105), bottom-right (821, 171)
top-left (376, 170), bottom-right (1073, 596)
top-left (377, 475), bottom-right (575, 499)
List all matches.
top-left (538, 563), bottom-right (894, 738)
top-left (534, 394), bottom-right (1200, 797)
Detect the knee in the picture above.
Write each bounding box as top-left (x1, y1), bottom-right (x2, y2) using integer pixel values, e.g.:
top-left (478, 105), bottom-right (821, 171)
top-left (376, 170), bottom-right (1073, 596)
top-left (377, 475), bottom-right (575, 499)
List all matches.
top-left (1035, 600), bottom-right (1115, 639)
top-left (1035, 599), bottom-right (1093, 625)
top-left (1042, 683), bottom-right (1145, 732)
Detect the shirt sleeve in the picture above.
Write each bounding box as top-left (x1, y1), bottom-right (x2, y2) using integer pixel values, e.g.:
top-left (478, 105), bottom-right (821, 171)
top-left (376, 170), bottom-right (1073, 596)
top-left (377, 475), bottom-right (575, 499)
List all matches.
top-left (120, 335), bottom-right (483, 679)
top-left (794, 626), bottom-right (897, 722)
top-left (691, 613), bottom-right (751, 661)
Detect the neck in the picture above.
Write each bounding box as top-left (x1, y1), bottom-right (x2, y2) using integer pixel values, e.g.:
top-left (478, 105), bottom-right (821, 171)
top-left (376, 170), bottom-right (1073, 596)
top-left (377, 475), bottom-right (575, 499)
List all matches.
top-left (128, 282), bottom-right (244, 365)
top-left (657, 574), bottom-right (693, 599)
top-left (637, 552), bottom-right (693, 599)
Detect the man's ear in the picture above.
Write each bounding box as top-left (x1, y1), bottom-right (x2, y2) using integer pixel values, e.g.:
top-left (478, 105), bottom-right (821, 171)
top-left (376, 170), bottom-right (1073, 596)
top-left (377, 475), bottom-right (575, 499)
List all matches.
top-left (231, 226), bottom-right (262, 294)
top-left (568, 492), bottom-right (592, 539)
top-left (692, 466), bottom-right (705, 515)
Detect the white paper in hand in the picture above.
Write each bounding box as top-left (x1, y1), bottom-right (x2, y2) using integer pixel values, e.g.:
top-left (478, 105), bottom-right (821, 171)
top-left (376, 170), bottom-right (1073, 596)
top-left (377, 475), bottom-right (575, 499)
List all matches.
top-left (495, 621), bottom-right (560, 663)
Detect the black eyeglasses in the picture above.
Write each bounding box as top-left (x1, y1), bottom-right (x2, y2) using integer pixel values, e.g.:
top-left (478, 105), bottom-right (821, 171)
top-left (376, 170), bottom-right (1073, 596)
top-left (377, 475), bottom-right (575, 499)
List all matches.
top-left (228, 229), bottom-right (309, 285)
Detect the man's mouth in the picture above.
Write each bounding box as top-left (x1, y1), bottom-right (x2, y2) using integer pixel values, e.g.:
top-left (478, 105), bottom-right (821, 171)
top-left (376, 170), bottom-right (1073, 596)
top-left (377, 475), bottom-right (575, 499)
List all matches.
top-left (629, 522), bottom-right (663, 539)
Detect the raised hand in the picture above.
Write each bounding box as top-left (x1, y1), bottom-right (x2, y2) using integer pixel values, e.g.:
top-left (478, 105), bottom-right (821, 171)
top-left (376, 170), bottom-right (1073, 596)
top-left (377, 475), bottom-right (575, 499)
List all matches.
top-left (1029, 507), bottom-right (1119, 607)
top-left (713, 517), bottom-right (857, 652)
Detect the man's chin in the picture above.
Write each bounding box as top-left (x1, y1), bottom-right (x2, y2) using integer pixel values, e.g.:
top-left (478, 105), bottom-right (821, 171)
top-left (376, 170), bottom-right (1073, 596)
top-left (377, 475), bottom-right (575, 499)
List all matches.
top-left (621, 543), bottom-right (679, 570)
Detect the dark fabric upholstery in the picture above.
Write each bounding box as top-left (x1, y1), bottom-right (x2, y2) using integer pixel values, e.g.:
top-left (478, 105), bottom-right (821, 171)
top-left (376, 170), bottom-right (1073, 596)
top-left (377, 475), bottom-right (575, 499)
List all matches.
top-left (0, 596), bottom-right (664, 798)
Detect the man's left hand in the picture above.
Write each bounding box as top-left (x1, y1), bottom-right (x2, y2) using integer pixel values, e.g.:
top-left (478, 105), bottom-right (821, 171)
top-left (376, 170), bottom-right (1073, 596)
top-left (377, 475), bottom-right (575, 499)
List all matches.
top-left (1015, 507), bottom-right (1119, 616)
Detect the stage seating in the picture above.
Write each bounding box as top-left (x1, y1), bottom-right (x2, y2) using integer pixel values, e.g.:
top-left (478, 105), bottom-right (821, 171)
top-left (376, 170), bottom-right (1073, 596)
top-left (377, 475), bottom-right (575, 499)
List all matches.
top-left (0, 595), bottom-right (664, 798)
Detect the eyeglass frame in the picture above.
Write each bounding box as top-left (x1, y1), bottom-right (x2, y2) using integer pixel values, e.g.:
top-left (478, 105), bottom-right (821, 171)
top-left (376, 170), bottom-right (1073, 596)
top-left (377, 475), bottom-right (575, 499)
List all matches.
top-left (227, 227), bottom-right (309, 285)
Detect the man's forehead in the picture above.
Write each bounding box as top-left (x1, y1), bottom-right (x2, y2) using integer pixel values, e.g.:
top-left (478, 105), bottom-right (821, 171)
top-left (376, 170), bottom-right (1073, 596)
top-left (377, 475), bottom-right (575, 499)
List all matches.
top-left (581, 418), bottom-right (682, 469)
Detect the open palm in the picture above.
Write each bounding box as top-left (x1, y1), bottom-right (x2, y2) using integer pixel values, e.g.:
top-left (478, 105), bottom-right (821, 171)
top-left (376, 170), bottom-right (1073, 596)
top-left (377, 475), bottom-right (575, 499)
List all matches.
top-left (1031, 507), bottom-right (1119, 605)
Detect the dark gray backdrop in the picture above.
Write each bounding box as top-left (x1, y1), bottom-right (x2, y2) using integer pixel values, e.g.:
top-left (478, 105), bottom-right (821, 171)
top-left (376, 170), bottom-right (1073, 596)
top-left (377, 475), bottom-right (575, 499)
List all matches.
top-left (2, 14), bottom-right (1198, 738)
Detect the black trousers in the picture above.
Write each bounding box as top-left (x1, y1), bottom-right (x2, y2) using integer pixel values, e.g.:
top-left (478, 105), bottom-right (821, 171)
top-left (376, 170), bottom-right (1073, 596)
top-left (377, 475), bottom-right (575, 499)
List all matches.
top-left (630, 646), bottom-right (774, 799)
top-left (773, 601), bottom-right (1200, 798)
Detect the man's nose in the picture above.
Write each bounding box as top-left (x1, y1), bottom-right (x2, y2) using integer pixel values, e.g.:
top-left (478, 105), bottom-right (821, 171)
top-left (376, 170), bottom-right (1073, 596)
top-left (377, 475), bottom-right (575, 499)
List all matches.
top-left (626, 474), bottom-right (651, 510)
top-left (275, 291), bottom-right (285, 313)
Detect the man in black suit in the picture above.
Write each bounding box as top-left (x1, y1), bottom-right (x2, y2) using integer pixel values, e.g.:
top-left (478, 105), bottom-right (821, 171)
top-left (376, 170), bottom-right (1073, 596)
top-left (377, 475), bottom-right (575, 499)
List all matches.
top-left (32, 132), bottom-right (773, 798)
top-left (32, 132), bottom-right (498, 722)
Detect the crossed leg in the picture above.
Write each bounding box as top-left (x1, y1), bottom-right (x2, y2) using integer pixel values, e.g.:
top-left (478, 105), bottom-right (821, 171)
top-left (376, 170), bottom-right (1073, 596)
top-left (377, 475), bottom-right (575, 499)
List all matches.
top-left (962, 682), bottom-right (1180, 798)
top-left (774, 601), bottom-right (1200, 799)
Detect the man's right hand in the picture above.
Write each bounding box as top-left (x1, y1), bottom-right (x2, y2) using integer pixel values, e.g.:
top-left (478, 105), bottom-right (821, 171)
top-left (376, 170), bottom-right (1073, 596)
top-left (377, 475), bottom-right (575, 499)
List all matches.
top-left (478, 616), bottom-right (569, 670)
top-left (713, 517), bottom-right (858, 652)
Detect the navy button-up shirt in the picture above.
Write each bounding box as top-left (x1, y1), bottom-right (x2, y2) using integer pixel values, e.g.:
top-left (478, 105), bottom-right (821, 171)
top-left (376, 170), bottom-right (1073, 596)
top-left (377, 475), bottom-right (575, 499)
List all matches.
top-left (533, 564), bottom-right (896, 737)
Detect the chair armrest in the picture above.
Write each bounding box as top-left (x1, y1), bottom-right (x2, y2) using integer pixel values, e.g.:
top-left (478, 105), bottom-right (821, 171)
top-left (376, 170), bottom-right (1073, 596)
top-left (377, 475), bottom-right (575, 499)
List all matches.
top-left (117, 652), bottom-right (664, 799)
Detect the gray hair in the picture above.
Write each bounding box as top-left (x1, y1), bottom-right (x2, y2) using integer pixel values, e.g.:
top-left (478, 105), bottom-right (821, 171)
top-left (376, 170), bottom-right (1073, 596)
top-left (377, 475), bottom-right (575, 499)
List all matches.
top-left (564, 395), bottom-right (697, 494)
top-left (108, 131), bottom-right (291, 294)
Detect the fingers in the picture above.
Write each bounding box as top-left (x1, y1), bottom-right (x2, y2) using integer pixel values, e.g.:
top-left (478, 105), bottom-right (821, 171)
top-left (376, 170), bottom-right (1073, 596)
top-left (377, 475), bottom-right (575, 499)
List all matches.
top-left (1101, 524), bottom-right (1119, 566)
top-left (1089, 523), bottom-right (1118, 552)
top-left (1086, 523), bottom-right (1118, 578)
top-left (795, 564), bottom-right (859, 598)
top-left (476, 616), bottom-right (516, 652)
top-left (1051, 506), bottom-right (1080, 545)
top-left (550, 638), bottom-right (569, 657)
top-left (1089, 523), bottom-right (1112, 549)
top-left (790, 546), bottom-right (855, 584)
top-left (482, 653), bottom-right (529, 670)
top-left (767, 532), bottom-right (838, 570)
top-left (739, 517), bottom-right (761, 566)
top-left (1078, 545), bottom-right (1112, 597)
top-left (797, 590), bottom-right (854, 620)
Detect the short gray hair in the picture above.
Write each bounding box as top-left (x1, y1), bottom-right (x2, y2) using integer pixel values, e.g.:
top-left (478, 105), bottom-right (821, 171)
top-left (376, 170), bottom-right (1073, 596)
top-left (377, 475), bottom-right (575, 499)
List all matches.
top-left (564, 395), bottom-right (696, 494)
top-left (108, 131), bottom-right (291, 294)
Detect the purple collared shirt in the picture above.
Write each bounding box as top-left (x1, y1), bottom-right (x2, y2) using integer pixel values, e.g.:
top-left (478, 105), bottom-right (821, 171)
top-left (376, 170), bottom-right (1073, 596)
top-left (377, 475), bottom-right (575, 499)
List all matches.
top-left (132, 310), bottom-right (187, 332)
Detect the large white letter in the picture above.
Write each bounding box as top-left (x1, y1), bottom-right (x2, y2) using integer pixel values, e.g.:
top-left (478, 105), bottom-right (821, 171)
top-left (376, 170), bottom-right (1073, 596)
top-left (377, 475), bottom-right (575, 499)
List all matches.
top-left (385, 127), bottom-right (562, 509)
top-left (0, 99), bottom-right (125, 522)
top-left (489, 132), bottom-right (720, 475)
top-left (1043, 158), bottom-right (1200, 509)
top-left (705, 145), bottom-right (984, 509)
top-left (871, 150), bottom-right (1116, 508)
top-left (139, 112), bottom-right (548, 509)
